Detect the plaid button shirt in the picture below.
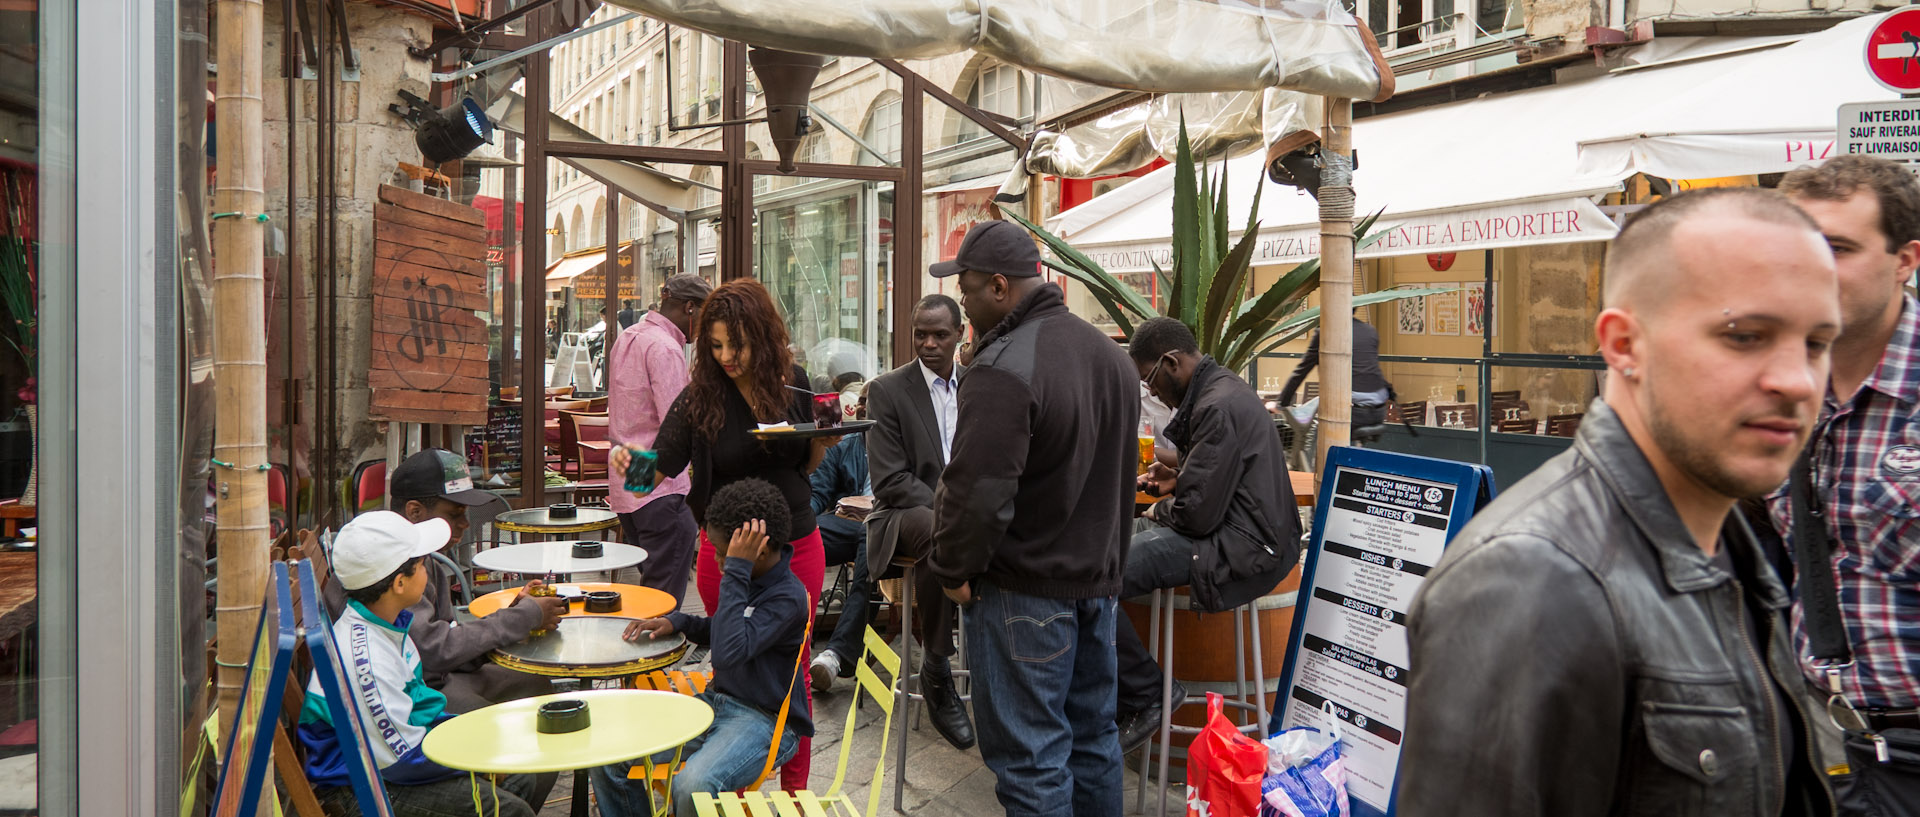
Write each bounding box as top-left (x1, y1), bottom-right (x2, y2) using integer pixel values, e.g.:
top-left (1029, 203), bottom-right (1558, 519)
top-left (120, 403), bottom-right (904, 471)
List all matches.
top-left (1769, 294), bottom-right (1920, 708)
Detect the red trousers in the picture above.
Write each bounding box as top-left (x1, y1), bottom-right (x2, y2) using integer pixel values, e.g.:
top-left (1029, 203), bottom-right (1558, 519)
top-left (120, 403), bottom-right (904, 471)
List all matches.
top-left (696, 526), bottom-right (824, 790)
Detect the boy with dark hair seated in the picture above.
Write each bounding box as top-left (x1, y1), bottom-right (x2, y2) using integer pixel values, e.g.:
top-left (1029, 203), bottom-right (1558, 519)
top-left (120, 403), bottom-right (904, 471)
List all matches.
top-left (298, 511), bottom-right (545, 817)
top-left (590, 478), bottom-right (814, 817)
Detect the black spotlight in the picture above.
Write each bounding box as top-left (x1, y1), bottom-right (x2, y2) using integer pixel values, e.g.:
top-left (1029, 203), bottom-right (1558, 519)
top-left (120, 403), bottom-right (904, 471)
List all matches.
top-left (390, 91), bottom-right (494, 165)
top-left (1267, 144), bottom-right (1325, 199)
top-left (748, 48), bottom-right (825, 173)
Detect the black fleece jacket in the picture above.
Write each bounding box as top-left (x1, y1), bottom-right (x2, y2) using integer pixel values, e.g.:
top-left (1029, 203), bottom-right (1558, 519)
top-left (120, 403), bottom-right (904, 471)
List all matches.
top-left (930, 284), bottom-right (1140, 599)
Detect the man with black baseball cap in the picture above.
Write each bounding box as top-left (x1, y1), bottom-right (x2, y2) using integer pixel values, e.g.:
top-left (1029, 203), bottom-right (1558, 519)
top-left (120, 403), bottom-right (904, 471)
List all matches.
top-left (930, 219), bottom-right (1139, 816)
top-left (928, 218), bottom-right (1047, 283)
top-left (324, 449), bottom-right (567, 713)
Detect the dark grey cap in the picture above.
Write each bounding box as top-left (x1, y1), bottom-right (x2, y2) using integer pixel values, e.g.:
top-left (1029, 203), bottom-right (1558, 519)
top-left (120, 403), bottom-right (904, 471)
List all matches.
top-left (391, 449), bottom-right (493, 506)
top-left (929, 220), bottom-right (1043, 279)
top-left (662, 273), bottom-right (713, 303)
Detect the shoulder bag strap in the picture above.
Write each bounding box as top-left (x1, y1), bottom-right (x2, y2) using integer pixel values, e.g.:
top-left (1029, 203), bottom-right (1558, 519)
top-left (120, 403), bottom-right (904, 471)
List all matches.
top-left (747, 608), bottom-right (815, 791)
top-left (1790, 441), bottom-right (1852, 669)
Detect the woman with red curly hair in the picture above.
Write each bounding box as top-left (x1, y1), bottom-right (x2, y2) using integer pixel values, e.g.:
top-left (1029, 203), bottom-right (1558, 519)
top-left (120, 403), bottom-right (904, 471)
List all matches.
top-left (616, 278), bottom-right (834, 789)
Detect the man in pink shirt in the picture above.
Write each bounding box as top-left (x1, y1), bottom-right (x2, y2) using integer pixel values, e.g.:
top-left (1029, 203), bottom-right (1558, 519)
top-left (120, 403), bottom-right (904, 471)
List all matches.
top-left (609, 273), bottom-right (711, 604)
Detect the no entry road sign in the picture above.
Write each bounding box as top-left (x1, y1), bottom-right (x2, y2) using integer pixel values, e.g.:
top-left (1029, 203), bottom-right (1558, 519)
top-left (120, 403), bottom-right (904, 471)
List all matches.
top-left (1868, 8), bottom-right (1920, 93)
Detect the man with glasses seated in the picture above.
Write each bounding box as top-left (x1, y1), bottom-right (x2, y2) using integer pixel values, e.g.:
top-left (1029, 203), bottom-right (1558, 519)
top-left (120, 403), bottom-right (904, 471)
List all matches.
top-left (1116, 317), bottom-right (1302, 753)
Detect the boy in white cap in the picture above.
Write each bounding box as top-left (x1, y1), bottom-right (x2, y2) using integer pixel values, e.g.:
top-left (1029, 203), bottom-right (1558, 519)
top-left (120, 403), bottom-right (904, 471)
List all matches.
top-left (324, 449), bottom-right (566, 712)
top-left (298, 511), bottom-right (546, 817)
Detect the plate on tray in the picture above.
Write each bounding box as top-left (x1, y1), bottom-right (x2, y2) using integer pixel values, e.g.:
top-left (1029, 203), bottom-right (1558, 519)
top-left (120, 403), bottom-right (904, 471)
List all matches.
top-left (749, 420), bottom-right (876, 439)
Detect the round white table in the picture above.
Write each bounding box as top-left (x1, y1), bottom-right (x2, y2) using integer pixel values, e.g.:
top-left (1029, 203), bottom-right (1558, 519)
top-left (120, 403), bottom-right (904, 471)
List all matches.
top-left (472, 541), bottom-right (647, 576)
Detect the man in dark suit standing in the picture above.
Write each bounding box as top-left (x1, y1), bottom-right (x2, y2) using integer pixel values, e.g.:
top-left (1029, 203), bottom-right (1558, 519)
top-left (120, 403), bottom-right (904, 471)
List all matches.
top-left (821, 293), bottom-right (974, 750)
top-left (1277, 312), bottom-right (1393, 427)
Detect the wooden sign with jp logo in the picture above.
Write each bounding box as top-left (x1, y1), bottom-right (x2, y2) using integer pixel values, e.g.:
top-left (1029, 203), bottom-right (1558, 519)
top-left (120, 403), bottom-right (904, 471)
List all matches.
top-left (369, 184), bottom-right (489, 425)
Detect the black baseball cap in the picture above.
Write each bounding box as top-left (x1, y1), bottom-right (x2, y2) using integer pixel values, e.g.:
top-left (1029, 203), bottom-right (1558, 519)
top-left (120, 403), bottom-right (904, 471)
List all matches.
top-left (391, 449), bottom-right (493, 507)
top-left (930, 220), bottom-right (1044, 279)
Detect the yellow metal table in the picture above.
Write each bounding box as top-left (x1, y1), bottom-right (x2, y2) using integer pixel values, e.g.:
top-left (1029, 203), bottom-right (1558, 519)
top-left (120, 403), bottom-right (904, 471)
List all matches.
top-left (423, 689), bottom-right (714, 817)
top-left (493, 506), bottom-right (620, 540)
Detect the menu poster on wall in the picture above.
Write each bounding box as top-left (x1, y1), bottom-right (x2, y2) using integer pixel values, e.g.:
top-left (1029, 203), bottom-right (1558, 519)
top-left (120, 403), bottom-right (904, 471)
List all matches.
top-left (1427, 289), bottom-right (1462, 336)
top-left (1464, 282), bottom-right (1491, 338)
top-left (1271, 448), bottom-right (1496, 817)
top-left (1394, 287), bottom-right (1426, 335)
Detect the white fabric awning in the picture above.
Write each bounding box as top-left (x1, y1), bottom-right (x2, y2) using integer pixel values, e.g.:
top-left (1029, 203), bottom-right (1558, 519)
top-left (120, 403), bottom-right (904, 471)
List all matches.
top-left (1576, 14), bottom-right (1893, 180)
top-left (1075, 195), bottom-right (1617, 273)
top-left (1051, 32), bottom-right (1831, 272)
top-left (546, 250), bottom-right (607, 291)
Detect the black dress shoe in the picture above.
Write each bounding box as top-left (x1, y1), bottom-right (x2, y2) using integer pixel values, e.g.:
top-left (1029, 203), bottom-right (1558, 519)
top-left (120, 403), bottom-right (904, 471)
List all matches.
top-left (920, 665), bottom-right (977, 750)
top-left (1117, 680), bottom-right (1185, 755)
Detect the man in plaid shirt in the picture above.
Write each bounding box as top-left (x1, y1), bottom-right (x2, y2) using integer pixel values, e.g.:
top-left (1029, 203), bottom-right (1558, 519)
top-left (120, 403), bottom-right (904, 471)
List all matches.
top-left (1771, 156), bottom-right (1920, 775)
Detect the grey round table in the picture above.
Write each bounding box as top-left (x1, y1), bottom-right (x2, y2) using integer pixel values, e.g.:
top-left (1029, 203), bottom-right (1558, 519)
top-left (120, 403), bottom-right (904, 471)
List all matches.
top-left (472, 541), bottom-right (647, 577)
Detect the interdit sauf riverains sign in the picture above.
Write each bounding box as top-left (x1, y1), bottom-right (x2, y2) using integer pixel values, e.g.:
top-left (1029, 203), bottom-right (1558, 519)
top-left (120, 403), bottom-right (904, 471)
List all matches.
top-left (1075, 198), bottom-right (1618, 274)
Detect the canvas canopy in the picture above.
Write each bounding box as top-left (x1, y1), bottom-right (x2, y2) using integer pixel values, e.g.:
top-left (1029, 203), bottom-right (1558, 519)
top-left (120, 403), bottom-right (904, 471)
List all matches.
top-left (602, 0), bottom-right (1391, 100)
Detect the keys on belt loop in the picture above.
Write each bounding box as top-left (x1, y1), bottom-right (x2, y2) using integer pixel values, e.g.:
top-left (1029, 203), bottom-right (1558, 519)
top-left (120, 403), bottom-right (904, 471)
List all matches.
top-left (1827, 693), bottom-right (1869, 733)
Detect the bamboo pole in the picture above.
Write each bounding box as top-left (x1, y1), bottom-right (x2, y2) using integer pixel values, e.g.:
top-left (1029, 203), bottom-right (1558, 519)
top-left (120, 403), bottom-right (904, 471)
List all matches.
top-left (212, 0), bottom-right (270, 750)
top-left (1314, 98), bottom-right (1355, 477)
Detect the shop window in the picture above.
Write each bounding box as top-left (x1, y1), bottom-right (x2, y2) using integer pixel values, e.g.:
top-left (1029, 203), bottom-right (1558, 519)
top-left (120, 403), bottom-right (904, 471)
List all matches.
top-left (1477, 0), bottom-right (1521, 33)
top-left (746, 144), bottom-right (770, 195)
top-left (971, 63), bottom-right (1030, 122)
top-left (952, 61), bottom-right (1030, 145)
top-left (859, 92), bottom-right (902, 166)
top-left (798, 130), bottom-right (831, 166)
top-left (1353, 0), bottom-right (1462, 50)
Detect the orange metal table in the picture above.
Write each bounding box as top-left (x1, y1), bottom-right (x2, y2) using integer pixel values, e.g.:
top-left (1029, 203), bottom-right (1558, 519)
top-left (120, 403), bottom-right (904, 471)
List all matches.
top-left (468, 582), bottom-right (676, 621)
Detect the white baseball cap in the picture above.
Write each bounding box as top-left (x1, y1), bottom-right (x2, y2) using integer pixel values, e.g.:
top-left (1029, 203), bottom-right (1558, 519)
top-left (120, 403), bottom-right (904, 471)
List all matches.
top-left (333, 511), bottom-right (450, 591)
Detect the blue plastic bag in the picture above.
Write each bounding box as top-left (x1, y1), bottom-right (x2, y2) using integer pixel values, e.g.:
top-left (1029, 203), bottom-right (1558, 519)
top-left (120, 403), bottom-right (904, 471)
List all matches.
top-left (1259, 725), bottom-right (1349, 817)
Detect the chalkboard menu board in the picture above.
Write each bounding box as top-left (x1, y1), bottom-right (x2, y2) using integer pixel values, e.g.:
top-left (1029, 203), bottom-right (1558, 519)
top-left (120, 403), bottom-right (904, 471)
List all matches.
top-left (1273, 447), bottom-right (1495, 817)
top-left (482, 404), bottom-right (523, 482)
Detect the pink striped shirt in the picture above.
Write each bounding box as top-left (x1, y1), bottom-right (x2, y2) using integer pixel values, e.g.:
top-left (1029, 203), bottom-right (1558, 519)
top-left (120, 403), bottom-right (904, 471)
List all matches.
top-left (607, 310), bottom-right (692, 513)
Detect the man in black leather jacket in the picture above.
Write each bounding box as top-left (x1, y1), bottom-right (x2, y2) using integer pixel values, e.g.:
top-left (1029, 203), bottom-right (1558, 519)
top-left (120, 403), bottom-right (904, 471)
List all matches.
top-left (1400, 189), bottom-right (1839, 816)
top-left (1116, 317), bottom-right (1300, 753)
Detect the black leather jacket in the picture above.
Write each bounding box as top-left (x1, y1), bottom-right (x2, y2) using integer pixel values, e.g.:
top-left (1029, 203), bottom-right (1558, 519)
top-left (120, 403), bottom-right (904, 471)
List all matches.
top-left (1161, 357), bottom-right (1299, 613)
top-left (1399, 401), bottom-right (1833, 817)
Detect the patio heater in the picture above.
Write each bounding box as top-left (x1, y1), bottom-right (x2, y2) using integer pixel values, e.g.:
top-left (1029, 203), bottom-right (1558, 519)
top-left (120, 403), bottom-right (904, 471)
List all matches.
top-left (748, 48), bottom-right (826, 173)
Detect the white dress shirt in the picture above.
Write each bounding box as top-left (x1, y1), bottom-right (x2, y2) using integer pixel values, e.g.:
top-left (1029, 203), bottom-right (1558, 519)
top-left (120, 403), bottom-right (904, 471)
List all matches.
top-left (918, 359), bottom-right (959, 462)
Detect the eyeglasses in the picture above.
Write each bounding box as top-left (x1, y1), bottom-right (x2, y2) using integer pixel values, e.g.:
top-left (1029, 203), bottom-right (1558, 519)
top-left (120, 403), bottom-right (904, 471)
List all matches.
top-left (1142, 355), bottom-right (1168, 387)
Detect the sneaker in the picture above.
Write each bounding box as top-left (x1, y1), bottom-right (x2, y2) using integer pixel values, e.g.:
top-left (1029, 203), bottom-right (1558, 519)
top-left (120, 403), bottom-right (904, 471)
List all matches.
top-left (809, 649), bottom-right (848, 692)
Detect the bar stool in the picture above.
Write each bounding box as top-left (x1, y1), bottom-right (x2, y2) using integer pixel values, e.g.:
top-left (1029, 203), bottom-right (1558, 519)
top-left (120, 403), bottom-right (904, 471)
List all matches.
top-left (889, 554), bottom-right (970, 812)
top-left (1133, 588), bottom-right (1267, 817)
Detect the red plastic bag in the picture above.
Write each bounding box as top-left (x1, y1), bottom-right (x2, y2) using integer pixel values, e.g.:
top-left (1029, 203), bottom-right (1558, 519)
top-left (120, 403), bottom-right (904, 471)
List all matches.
top-left (1186, 692), bottom-right (1267, 817)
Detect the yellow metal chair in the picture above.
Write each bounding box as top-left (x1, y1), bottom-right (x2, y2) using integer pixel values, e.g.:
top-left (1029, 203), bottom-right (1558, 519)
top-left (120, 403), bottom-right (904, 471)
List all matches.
top-left (628, 614), bottom-right (817, 808)
top-left (691, 626), bottom-right (900, 817)
top-left (631, 669), bottom-right (712, 696)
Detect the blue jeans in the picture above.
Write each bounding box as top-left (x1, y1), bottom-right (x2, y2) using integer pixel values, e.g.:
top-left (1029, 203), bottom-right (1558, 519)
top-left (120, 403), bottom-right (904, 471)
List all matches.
top-left (589, 691), bottom-right (800, 817)
top-left (965, 582), bottom-right (1122, 817)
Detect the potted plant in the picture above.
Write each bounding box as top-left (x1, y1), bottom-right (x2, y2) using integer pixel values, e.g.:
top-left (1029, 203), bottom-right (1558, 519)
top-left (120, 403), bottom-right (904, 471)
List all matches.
top-left (1003, 121), bottom-right (1448, 372)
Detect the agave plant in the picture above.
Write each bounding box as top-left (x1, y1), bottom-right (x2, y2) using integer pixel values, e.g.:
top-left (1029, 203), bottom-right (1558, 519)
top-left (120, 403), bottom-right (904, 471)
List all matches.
top-left (1002, 120), bottom-right (1450, 373)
